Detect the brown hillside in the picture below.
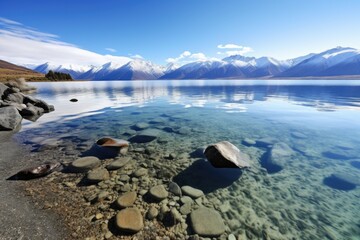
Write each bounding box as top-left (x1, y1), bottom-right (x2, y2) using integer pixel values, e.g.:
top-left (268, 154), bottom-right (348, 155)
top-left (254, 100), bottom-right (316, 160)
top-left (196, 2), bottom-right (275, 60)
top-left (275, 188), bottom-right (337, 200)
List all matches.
top-left (0, 60), bottom-right (45, 81)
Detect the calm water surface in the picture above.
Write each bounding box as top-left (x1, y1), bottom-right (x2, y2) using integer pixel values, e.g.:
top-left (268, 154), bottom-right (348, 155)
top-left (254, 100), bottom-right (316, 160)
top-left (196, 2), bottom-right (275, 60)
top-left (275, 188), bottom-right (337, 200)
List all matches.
top-left (16, 80), bottom-right (360, 239)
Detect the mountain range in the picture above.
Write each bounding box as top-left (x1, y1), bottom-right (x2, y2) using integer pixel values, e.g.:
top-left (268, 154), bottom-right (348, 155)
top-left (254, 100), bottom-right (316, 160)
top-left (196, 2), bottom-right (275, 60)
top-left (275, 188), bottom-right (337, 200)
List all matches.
top-left (20, 47), bottom-right (360, 80)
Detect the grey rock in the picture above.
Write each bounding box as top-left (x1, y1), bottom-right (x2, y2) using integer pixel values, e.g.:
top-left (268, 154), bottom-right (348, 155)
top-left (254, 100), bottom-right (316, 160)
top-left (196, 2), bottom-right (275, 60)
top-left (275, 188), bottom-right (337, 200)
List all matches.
top-left (133, 122), bottom-right (149, 130)
top-left (116, 191), bottom-right (137, 208)
top-left (190, 207), bottom-right (225, 237)
top-left (149, 185), bottom-right (169, 201)
top-left (0, 106), bottom-right (22, 130)
top-left (168, 182), bottom-right (182, 196)
top-left (242, 138), bottom-right (256, 146)
top-left (204, 141), bottom-right (250, 168)
top-left (86, 168), bottom-right (110, 183)
top-left (256, 137), bottom-right (278, 148)
top-left (266, 142), bottom-right (294, 172)
top-left (133, 168), bottom-right (148, 177)
top-left (0, 83), bottom-right (9, 97)
top-left (106, 157), bottom-right (131, 170)
top-left (115, 208), bottom-right (143, 233)
top-left (128, 128), bottom-right (163, 143)
top-left (180, 196), bottom-right (194, 204)
top-left (180, 202), bottom-right (192, 215)
top-left (181, 186), bottom-right (204, 199)
top-left (146, 206), bottom-right (159, 220)
top-left (70, 156), bottom-right (101, 172)
top-left (5, 92), bottom-right (24, 104)
top-left (21, 103), bottom-right (44, 117)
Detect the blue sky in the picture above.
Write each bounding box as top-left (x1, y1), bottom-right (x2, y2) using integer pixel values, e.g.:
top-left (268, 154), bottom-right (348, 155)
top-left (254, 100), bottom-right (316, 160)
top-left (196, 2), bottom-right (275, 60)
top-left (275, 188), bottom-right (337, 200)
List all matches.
top-left (0, 0), bottom-right (360, 66)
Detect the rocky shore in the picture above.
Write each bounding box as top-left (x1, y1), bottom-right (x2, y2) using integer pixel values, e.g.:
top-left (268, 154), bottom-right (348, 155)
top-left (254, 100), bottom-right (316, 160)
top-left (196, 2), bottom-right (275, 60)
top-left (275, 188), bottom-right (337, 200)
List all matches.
top-left (0, 79), bottom-right (54, 131)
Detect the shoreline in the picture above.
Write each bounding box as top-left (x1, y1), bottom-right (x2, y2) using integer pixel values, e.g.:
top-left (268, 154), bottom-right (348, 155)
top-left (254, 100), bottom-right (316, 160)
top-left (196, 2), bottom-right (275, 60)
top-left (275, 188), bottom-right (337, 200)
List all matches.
top-left (0, 132), bottom-right (69, 239)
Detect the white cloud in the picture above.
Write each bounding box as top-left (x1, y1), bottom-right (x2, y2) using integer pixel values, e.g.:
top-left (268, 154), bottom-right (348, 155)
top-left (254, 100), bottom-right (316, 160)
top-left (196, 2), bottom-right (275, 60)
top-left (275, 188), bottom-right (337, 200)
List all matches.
top-left (129, 54), bottom-right (144, 59)
top-left (217, 43), bottom-right (253, 56)
top-left (166, 51), bottom-right (217, 66)
top-left (0, 17), bottom-right (131, 67)
top-left (217, 43), bottom-right (244, 49)
top-left (105, 47), bottom-right (117, 52)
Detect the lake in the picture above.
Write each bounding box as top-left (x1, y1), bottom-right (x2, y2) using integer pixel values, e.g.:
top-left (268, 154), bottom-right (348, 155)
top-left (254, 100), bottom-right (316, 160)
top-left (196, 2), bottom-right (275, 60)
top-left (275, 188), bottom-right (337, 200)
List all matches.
top-left (12, 80), bottom-right (360, 239)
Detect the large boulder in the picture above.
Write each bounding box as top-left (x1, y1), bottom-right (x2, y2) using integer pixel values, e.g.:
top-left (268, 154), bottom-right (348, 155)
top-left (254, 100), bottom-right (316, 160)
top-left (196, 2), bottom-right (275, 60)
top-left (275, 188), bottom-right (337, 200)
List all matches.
top-left (190, 207), bottom-right (225, 237)
top-left (5, 92), bottom-right (25, 104)
top-left (204, 141), bottom-right (250, 168)
top-left (116, 208), bottom-right (144, 233)
top-left (0, 106), bottom-right (22, 130)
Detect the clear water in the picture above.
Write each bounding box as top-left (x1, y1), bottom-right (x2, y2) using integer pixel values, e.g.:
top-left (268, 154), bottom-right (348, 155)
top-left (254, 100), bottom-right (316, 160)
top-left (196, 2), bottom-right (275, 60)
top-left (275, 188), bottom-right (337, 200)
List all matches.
top-left (16, 80), bottom-right (360, 239)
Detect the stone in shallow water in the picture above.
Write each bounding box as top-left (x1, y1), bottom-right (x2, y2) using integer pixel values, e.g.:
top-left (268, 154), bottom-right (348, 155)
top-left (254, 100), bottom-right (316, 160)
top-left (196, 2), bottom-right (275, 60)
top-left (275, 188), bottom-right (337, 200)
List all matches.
top-left (181, 186), bottom-right (204, 199)
top-left (128, 128), bottom-right (163, 143)
top-left (256, 137), bottom-right (278, 148)
top-left (242, 138), bottom-right (256, 146)
top-left (204, 141), bottom-right (250, 168)
top-left (146, 206), bottom-right (158, 220)
top-left (263, 142), bottom-right (294, 173)
top-left (190, 207), bottom-right (225, 237)
top-left (168, 182), bottom-right (182, 196)
top-left (70, 156), bottom-right (101, 173)
top-left (86, 168), bottom-right (110, 183)
top-left (106, 157), bottom-right (131, 170)
top-left (116, 191), bottom-right (137, 208)
top-left (149, 185), bottom-right (169, 201)
top-left (116, 208), bottom-right (143, 233)
top-left (133, 122), bottom-right (149, 130)
top-left (291, 132), bottom-right (307, 139)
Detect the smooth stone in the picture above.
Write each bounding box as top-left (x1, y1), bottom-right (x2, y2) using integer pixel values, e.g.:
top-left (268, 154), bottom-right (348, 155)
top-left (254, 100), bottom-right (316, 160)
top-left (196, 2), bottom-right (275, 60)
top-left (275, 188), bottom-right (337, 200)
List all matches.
top-left (204, 141), bottom-right (250, 168)
top-left (146, 206), bottom-right (159, 220)
top-left (291, 132), bottom-right (307, 139)
top-left (256, 137), bottom-right (278, 148)
top-left (106, 157), bottom-right (131, 170)
top-left (181, 186), bottom-right (204, 199)
top-left (0, 106), bottom-right (22, 131)
top-left (180, 202), bottom-right (192, 215)
top-left (242, 138), bottom-right (256, 146)
top-left (70, 156), bottom-right (101, 173)
top-left (190, 207), bottom-right (225, 237)
top-left (128, 128), bottom-right (163, 143)
top-left (168, 182), bottom-right (182, 196)
top-left (228, 234), bottom-right (236, 240)
top-left (87, 168), bottom-right (110, 183)
top-left (264, 142), bottom-right (294, 173)
top-left (133, 122), bottom-right (149, 130)
top-left (331, 173), bottom-right (360, 186)
top-left (180, 196), bottom-right (194, 204)
top-left (149, 185), bottom-right (169, 201)
top-left (115, 208), bottom-right (143, 233)
top-left (116, 191), bottom-right (137, 208)
top-left (133, 168), bottom-right (148, 177)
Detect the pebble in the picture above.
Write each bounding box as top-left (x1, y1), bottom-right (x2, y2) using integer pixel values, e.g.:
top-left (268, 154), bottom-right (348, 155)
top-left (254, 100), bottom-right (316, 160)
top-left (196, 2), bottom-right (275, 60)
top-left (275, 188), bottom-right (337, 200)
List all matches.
top-left (180, 202), bottom-right (192, 215)
top-left (168, 182), bottom-right (182, 196)
top-left (70, 156), bottom-right (101, 172)
top-left (181, 186), bottom-right (204, 199)
top-left (106, 157), bottom-right (131, 170)
top-left (86, 168), bottom-right (110, 183)
top-left (146, 206), bottom-right (159, 220)
top-left (149, 185), bottom-right (169, 201)
top-left (116, 191), bottom-right (137, 208)
top-left (180, 196), bottom-right (194, 204)
top-left (133, 167), bottom-right (148, 177)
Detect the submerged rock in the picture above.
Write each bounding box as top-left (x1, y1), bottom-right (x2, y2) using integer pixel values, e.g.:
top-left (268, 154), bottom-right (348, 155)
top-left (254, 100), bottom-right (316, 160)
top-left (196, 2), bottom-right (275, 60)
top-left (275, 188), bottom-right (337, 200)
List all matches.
top-left (242, 138), bottom-right (256, 146)
top-left (190, 207), bottom-right (225, 237)
top-left (256, 137), bottom-right (278, 148)
top-left (70, 156), bottom-right (101, 173)
top-left (128, 128), bottom-right (163, 143)
top-left (116, 208), bottom-right (143, 233)
top-left (291, 132), bottom-right (307, 139)
top-left (181, 186), bottom-right (204, 199)
top-left (0, 106), bottom-right (22, 130)
top-left (133, 122), bottom-right (149, 130)
top-left (204, 141), bottom-right (250, 168)
top-left (264, 142), bottom-right (294, 173)
top-left (324, 172), bottom-right (360, 191)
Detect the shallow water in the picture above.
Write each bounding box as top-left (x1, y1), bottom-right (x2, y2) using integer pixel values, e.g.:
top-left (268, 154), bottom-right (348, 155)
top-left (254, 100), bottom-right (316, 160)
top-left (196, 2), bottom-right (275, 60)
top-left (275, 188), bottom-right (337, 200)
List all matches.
top-left (14, 80), bottom-right (360, 239)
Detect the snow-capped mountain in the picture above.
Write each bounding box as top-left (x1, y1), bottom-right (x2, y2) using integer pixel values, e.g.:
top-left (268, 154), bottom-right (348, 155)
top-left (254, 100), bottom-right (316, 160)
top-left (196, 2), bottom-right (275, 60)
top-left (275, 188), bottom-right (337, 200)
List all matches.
top-left (28, 46), bottom-right (360, 80)
top-left (279, 47), bottom-right (360, 77)
top-left (34, 62), bottom-right (92, 79)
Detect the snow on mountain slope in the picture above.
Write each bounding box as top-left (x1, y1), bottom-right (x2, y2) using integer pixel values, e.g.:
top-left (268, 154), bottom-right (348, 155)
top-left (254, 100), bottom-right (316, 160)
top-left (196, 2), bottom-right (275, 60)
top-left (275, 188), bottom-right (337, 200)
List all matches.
top-left (279, 47), bottom-right (360, 77)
